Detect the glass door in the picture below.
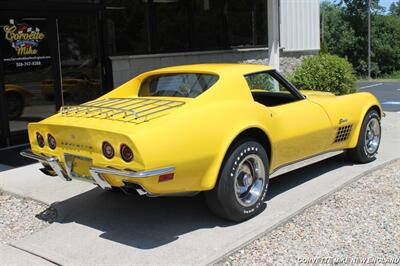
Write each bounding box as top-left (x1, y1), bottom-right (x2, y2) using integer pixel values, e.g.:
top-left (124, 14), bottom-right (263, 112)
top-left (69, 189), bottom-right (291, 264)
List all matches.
top-left (0, 12), bottom-right (105, 148)
top-left (58, 15), bottom-right (103, 105)
top-left (0, 16), bottom-right (56, 145)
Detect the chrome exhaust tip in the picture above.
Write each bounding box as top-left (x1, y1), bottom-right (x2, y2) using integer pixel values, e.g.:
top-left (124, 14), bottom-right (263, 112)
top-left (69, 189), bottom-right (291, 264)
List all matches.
top-left (39, 166), bottom-right (57, 177)
top-left (122, 181), bottom-right (149, 196)
top-left (136, 187), bottom-right (148, 196)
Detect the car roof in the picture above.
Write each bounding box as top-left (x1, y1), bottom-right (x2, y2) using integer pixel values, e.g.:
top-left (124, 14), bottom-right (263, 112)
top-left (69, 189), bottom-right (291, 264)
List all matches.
top-left (146, 63), bottom-right (275, 76)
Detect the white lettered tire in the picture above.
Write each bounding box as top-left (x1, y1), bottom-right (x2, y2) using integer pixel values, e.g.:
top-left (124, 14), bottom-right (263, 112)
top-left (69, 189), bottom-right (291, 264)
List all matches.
top-left (205, 140), bottom-right (269, 222)
top-left (348, 110), bottom-right (381, 163)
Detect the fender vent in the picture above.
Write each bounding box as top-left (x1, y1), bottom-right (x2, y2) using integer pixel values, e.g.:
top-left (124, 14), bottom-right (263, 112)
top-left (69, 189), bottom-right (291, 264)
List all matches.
top-left (334, 125), bottom-right (353, 143)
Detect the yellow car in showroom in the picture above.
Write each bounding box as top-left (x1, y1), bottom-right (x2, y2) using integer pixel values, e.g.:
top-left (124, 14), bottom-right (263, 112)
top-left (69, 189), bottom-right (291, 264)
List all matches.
top-left (41, 72), bottom-right (101, 102)
top-left (5, 84), bottom-right (33, 120)
top-left (21, 64), bottom-right (382, 221)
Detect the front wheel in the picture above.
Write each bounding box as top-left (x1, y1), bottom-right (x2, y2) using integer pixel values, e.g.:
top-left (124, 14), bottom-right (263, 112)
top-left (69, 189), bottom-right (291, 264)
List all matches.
top-left (348, 110), bottom-right (381, 163)
top-left (205, 140), bottom-right (269, 222)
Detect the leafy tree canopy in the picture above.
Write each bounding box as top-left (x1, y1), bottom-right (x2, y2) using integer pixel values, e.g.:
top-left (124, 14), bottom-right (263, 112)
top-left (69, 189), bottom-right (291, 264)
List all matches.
top-left (389, 0), bottom-right (400, 16)
top-left (321, 0), bottom-right (400, 77)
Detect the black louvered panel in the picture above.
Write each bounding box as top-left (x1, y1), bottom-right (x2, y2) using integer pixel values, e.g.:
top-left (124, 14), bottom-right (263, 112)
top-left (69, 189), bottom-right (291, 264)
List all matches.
top-left (334, 125), bottom-right (353, 143)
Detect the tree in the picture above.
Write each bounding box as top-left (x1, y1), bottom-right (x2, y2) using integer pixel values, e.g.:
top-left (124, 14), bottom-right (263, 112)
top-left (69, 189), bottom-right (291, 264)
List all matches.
top-left (335, 0), bottom-right (383, 75)
top-left (389, 1), bottom-right (400, 16)
top-left (371, 15), bottom-right (400, 76)
top-left (321, 2), bottom-right (355, 57)
top-left (321, 0), bottom-right (400, 77)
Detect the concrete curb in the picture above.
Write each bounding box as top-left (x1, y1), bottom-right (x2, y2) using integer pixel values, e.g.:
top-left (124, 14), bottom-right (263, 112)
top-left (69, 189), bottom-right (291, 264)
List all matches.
top-left (7, 243), bottom-right (60, 266)
top-left (209, 157), bottom-right (400, 265)
top-left (0, 188), bottom-right (49, 207)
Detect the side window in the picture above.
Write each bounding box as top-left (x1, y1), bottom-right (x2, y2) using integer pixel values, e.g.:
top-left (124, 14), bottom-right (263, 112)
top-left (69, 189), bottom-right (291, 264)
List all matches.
top-left (245, 72), bottom-right (290, 93)
top-left (245, 71), bottom-right (301, 107)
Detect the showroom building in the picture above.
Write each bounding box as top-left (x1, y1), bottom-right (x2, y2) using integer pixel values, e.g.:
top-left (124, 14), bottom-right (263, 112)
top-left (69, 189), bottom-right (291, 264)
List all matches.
top-left (0, 0), bottom-right (320, 149)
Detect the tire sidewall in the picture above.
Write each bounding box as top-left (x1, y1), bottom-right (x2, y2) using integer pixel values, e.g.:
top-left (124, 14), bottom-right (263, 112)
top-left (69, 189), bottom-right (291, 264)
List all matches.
top-left (359, 111), bottom-right (381, 160)
top-left (218, 140), bottom-right (269, 220)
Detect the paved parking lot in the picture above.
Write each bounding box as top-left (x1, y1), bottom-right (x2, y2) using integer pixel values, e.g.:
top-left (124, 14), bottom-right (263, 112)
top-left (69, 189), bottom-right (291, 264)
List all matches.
top-left (358, 81), bottom-right (400, 112)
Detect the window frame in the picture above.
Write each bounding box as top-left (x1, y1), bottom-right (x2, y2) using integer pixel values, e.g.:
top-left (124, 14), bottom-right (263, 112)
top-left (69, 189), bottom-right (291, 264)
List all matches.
top-left (138, 72), bottom-right (219, 98)
top-left (244, 70), bottom-right (305, 100)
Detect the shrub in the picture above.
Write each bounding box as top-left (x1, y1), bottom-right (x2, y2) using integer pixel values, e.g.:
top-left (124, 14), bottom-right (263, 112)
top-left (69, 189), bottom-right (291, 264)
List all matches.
top-left (289, 54), bottom-right (357, 95)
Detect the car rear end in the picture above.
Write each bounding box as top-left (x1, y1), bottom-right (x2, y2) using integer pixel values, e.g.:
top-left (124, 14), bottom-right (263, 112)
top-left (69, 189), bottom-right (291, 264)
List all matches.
top-left (22, 97), bottom-right (187, 195)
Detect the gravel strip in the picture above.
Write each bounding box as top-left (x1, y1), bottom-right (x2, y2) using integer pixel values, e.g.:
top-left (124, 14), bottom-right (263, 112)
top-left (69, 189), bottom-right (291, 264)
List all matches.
top-left (0, 191), bottom-right (57, 244)
top-left (218, 160), bottom-right (400, 265)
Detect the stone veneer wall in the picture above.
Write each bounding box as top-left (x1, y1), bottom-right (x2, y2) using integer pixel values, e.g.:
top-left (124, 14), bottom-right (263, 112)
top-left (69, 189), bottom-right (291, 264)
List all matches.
top-left (110, 48), bottom-right (318, 87)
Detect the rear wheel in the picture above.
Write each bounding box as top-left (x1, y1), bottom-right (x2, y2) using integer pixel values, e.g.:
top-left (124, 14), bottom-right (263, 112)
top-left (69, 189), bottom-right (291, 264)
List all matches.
top-left (205, 140), bottom-right (269, 222)
top-left (348, 110), bottom-right (381, 163)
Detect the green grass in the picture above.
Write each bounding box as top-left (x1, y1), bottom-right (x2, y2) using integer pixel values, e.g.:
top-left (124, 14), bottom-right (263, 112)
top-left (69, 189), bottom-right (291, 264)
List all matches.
top-left (358, 71), bottom-right (400, 82)
top-left (384, 71), bottom-right (400, 80)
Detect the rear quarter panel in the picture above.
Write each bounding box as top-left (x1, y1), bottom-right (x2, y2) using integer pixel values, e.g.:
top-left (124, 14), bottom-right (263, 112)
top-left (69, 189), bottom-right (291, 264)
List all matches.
top-left (127, 99), bottom-right (274, 193)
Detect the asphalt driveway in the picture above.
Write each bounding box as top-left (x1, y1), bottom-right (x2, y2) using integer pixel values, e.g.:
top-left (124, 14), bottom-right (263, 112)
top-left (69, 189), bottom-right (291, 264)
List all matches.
top-left (358, 81), bottom-right (400, 112)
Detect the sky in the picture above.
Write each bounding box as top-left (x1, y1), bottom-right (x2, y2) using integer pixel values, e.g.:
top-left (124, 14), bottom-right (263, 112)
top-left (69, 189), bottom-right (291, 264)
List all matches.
top-left (322, 0), bottom-right (398, 12)
top-left (380, 0), bottom-right (397, 10)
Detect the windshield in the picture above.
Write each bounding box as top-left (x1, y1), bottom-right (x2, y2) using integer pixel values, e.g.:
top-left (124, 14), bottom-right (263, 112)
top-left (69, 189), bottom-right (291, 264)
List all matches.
top-left (139, 73), bottom-right (218, 98)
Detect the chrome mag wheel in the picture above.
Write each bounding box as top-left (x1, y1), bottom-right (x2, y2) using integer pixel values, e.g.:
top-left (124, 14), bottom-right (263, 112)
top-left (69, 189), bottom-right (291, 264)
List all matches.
top-left (234, 154), bottom-right (266, 207)
top-left (364, 117), bottom-right (381, 155)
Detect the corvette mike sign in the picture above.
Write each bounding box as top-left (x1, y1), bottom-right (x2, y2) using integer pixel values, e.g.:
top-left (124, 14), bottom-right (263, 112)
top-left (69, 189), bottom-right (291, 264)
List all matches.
top-left (2, 19), bottom-right (51, 70)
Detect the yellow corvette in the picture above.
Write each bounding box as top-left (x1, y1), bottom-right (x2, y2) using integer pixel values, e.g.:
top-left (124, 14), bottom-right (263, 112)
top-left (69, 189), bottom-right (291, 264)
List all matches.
top-left (41, 73), bottom-right (100, 101)
top-left (5, 84), bottom-right (33, 119)
top-left (21, 64), bottom-right (382, 221)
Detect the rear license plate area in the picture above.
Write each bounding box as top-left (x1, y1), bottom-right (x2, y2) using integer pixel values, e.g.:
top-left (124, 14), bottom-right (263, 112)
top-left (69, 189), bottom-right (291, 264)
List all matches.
top-left (64, 154), bottom-right (93, 179)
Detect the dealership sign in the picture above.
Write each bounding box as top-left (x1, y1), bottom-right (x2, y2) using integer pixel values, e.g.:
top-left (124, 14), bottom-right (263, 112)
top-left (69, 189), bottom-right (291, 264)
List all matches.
top-left (3, 20), bottom-right (45, 56)
top-left (2, 19), bottom-right (50, 70)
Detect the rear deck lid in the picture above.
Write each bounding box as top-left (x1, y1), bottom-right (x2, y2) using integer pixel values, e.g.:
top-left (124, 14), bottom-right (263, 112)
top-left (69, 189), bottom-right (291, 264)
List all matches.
top-left (60, 97), bottom-right (188, 124)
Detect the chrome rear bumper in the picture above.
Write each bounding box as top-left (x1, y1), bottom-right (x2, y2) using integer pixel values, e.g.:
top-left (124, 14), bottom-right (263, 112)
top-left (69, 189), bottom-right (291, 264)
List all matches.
top-left (20, 149), bottom-right (175, 191)
top-left (20, 150), bottom-right (71, 181)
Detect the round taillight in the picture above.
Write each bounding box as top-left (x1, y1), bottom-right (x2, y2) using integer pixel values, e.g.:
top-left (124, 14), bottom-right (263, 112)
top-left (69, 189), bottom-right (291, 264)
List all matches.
top-left (102, 141), bottom-right (114, 159)
top-left (120, 144), bottom-right (133, 162)
top-left (47, 134), bottom-right (56, 149)
top-left (36, 132), bottom-right (45, 148)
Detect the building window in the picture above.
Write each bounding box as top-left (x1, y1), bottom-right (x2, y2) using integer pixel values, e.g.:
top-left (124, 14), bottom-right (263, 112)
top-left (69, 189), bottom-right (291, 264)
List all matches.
top-left (106, 0), bottom-right (149, 54)
top-left (226, 0), bottom-right (268, 47)
top-left (152, 0), bottom-right (190, 53)
top-left (105, 0), bottom-right (268, 55)
top-left (191, 0), bottom-right (227, 50)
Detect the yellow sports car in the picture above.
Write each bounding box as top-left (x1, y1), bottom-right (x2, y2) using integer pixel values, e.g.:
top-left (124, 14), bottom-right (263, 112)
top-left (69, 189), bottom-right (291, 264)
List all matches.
top-left (21, 64), bottom-right (382, 221)
top-left (41, 73), bottom-right (101, 101)
top-left (5, 84), bottom-right (33, 120)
